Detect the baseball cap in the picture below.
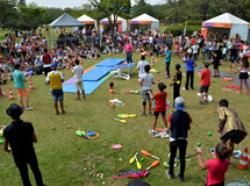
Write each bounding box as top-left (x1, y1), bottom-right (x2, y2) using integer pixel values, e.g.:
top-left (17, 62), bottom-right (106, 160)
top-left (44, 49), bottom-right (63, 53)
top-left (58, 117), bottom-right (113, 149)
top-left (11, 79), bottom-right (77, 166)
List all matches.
top-left (175, 97), bottom-right (185, 110)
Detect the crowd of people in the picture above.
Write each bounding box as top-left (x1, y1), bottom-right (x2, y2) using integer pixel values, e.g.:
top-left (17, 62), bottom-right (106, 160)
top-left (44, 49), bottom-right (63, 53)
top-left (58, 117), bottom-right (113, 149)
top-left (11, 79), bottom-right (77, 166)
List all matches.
top-left (0, 28), bottom-right (249, 186)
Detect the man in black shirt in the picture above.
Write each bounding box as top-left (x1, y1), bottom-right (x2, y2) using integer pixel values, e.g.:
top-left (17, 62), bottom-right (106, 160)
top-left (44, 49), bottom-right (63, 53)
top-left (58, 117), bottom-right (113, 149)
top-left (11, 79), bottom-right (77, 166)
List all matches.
top-left (3, 103), bottom-right (45, 186)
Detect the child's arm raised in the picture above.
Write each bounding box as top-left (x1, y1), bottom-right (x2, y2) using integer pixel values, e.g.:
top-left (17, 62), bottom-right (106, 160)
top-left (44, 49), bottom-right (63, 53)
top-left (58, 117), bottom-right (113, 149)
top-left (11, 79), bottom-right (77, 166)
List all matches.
top-left (195, 147), bottom-right (207, 170)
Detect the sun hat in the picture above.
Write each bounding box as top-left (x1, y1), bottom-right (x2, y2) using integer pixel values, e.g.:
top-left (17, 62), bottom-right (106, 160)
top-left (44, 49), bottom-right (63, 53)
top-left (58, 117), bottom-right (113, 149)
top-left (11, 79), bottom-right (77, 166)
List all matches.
top-left (175, 97), bottom-right (185, 110)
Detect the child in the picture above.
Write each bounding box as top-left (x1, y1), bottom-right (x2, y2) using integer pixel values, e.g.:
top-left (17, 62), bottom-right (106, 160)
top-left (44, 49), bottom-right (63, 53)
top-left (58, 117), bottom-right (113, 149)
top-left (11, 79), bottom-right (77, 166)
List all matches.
top-left (72, 59), bottom-right (86, 100)
top-left (139, 65), bottom-right (155, 116)
top-left (3, 103), bottom-right (45, 186)
top-left (148, 82), bottom-right (169, 137)
top-left (211, 48), bottom-right (222, 77)
top-left (195, 142), bottom-right (231, 186)
top-left (200, 63), bottom-right (211, 104)
top-left (217, 99), bottom-right (247, 152)
top-left (137, 55), bottom-right (149, 80)
top-left (171, 64), bottom-right (182, 103)
top-left (109, 82), bottom-right (115, 94)
top-left (238, 56), bottom-right (249, 94)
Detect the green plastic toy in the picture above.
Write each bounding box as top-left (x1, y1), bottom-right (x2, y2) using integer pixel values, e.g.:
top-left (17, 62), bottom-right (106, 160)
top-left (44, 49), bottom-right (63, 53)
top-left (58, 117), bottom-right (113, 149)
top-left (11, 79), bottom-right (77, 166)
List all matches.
top-left (208, 131), bottom-right (213, 137)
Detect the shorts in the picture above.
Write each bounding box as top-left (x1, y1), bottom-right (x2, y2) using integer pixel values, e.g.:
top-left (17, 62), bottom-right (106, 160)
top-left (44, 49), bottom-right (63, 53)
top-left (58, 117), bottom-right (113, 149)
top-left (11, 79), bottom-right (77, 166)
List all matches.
top-left (16, 88), bottom-right (29, 97)
top-left (221, 130), bottom-right (247, 144)
top-left (239, 72), bottom-right (249, 80)
top-left (200, 86), bottom-right (209, 93)
top-left (141, 89), bottom-right (151, 103)
top-left (75, 79), bottom-right (84, 92)
top-left (229, 56), bottom-right (238, 64)
top-left (154, 111), bottom-right (166, 117)
top-left (51, 89), bottom-right (64, 102)
top-left (213, 63), bottom-right (219, 70)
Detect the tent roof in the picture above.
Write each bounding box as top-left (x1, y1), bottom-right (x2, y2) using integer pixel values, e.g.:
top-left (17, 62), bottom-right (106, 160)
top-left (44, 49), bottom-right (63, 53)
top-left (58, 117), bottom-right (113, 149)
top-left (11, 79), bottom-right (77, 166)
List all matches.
top-left (131, 13), bottom-right (159, 22)
top-left (77, 14), bottom-right (96, 22)
top-left (204, 13), bottom-right (249, 25)
top-left (49, 13), bottom-right (84, 27)
top-left (101, 14), bottom-right (126, 22)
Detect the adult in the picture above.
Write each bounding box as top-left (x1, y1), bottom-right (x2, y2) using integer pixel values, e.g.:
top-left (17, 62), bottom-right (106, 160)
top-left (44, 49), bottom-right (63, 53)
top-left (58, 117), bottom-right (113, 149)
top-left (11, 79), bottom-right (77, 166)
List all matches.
top-left (12, 63), bottom-right (32, 110)
top-left (167, 97), bottom-right (192, 181)
top-left (72, 59), bottom-right (86, 100)
top-left (46, 63), bottom-right (65, 115)
top-left (3, 103), bottom-right (45, 186)
top-left (124, 41), bottom-right (133, 63)
top-left (165, 44), bottom-right (172, 79)
top-left (184, 53), bottom-right (195, 90)
top-left (42, 48), bottom-right (52, 77)
top-left (137, 55), bottom-right (149, 80)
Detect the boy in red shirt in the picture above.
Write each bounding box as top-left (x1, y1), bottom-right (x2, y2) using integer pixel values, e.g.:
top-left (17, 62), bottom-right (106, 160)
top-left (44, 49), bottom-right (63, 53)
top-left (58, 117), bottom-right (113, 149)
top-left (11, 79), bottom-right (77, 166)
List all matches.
top-left (200, 63), bottom-right (211, 104)
top-left (196, 142), bottom-right (231, 186)
top-left (148, 82), bottom-right (169, 137)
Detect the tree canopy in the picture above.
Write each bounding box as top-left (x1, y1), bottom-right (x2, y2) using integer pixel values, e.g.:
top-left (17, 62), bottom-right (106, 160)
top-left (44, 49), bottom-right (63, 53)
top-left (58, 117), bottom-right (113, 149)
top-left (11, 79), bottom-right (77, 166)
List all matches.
top-left (1, 0), bottom-right (250, 30)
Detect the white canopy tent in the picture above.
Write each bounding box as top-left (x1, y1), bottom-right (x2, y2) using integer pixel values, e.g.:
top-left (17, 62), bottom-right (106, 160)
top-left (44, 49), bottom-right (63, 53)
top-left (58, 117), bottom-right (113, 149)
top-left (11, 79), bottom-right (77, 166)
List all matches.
top-left (100, 15), bottom-right (127, 33)
top-left (77, 14), bottom-right (97, 29)
top-left (130, 13), bottom-right (160, 30)
top-left (201, 13), bottom-right (250, 41)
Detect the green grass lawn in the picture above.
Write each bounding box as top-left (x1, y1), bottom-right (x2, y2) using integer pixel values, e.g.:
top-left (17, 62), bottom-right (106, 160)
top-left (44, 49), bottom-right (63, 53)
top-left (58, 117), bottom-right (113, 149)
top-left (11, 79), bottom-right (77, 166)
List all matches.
top-left (0, 53), bottom-right (249, 186)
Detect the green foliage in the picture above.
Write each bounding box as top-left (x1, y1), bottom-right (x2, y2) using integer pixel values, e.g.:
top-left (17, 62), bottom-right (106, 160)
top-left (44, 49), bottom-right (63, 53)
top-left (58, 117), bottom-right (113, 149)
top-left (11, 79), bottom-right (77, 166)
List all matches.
top-left (163, 23), bottom-right (201, 35)
top-left (131, 1), bottom-right (155, 18)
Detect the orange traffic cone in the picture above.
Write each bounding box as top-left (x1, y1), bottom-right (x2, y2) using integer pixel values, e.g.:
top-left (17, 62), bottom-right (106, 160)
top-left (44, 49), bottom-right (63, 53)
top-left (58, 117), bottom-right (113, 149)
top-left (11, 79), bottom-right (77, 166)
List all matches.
top-left (238, 148), bottom-right (248, 170)
top-left (29, 79), bottom-right (34, 90)
top-left (248, 150), bottom-right (250, 164)
top-left (8, 88), bottom-right (14, 100)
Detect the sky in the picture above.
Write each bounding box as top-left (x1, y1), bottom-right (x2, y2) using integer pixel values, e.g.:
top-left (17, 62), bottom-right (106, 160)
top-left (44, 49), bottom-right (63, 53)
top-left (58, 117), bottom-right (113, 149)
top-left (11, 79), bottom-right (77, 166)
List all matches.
top-left (26, 0), bottom-right (164, 8)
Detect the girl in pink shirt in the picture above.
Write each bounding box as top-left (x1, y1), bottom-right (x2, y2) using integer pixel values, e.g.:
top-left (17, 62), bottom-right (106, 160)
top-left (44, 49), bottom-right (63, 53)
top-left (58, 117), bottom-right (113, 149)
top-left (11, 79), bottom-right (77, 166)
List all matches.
top-left (196, 143), bottom-right (231, 186)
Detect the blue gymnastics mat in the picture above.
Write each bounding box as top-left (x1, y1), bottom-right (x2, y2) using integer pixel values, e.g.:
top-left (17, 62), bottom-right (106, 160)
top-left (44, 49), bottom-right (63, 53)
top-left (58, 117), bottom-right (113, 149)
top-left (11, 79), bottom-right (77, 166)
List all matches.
top-left (83, 66), bottom-right (113, 81)
top-left (96, 58), bottom-right (125, 67)
top-left (63, 73), bottom-right (113, 95)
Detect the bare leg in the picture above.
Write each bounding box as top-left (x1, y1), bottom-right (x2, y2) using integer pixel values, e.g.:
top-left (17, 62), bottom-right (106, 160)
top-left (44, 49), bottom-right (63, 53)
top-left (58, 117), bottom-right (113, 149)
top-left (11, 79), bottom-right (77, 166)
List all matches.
top-left (54, 101), bottom-right (59, 115)
top-left (148, 100), bottom-right (152, 114)
top-left (76, 90), bottom-right (80, 100)
top-left (161, 114), bottom-right (168, 129)
top-left (152, 115), bottom-right (158, 130)
top-left (205, 93), bottom-right (208, 102)
top-left (59, 101), bottom-right (65, 114)
top-left (82, 90), bottom-right (86, 99)
top-left (20, 96), bottom-right (24, 108)
top-left (244, 79), bottom-right (250, 94)
top-left (239, 79), bottom-right (243, 93)
top-left (226, 139), bottom-right (235, 157)
top-left (26, 96), bottom-right (30, 108)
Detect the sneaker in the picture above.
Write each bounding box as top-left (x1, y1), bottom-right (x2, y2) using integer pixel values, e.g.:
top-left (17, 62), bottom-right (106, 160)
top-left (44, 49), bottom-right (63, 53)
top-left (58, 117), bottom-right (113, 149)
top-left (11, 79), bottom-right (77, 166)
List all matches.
top-left (200, 101), bottom-right (205, 105)
top-left (166, 170), bottom-right (174, 179)
top-left (148, 129), bottom-right (159, 137)
top-left (148, 129), bottom-right (156, 135)
top-left (160, 131), bottom-right (170, 138)
top-left (25, 107), bottom-right (33, 110)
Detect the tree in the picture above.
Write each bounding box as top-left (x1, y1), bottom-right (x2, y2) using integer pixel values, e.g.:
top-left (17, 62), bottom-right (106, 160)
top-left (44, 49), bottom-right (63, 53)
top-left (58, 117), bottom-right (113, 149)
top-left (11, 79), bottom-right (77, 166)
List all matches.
top-left (89, 0), bottom-right (131, 34)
